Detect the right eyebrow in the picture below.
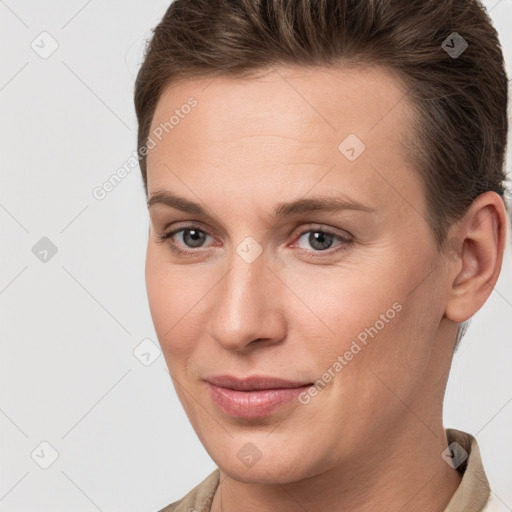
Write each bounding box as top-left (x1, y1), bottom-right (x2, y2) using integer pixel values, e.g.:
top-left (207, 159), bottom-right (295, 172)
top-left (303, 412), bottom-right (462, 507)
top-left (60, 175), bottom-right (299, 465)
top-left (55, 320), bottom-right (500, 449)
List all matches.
top-left (147, 190), bottom-right (218, 223)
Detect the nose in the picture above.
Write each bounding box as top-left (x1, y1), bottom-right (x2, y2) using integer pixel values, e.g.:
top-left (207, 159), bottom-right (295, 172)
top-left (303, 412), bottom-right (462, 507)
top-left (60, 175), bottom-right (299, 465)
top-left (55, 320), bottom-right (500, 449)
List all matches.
top-left (207, 246), bottom-right (286, 352)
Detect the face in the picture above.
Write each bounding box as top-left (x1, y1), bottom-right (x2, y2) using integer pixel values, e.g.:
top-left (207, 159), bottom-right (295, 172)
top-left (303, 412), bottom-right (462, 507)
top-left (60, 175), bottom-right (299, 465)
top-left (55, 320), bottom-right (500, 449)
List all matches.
top-left (145, 65), bottom-right (454, 483)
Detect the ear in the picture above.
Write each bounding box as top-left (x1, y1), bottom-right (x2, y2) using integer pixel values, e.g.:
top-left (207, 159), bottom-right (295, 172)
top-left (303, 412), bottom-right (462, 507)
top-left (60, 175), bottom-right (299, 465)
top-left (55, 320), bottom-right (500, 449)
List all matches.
top-left (444, 191), bottom-right (508, 323)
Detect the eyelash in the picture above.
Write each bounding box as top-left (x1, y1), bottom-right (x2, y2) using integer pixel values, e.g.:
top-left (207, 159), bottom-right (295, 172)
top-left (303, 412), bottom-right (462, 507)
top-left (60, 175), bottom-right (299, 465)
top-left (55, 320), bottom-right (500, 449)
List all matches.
top-left (156, 224), bottom-right (353, 259)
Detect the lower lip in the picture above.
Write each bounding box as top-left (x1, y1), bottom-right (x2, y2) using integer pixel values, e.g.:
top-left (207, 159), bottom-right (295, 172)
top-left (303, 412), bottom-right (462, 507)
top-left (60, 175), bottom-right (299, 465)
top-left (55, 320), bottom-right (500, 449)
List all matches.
top-left (206, 383), bottom-right (312, 418)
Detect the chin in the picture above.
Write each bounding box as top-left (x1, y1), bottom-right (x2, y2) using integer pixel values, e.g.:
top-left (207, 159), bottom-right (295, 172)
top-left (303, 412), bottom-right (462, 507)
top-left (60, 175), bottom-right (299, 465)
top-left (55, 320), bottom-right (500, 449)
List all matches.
top-left (219, 457), bottom-right (311, 485)
top-left (205, 433), bottom-right (323, 485)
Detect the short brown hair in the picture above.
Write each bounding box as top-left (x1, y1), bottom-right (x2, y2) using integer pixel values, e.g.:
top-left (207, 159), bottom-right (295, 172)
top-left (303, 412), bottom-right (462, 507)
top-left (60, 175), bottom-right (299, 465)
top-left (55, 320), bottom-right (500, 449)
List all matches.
top-left (134, 0), bottom-right (509, 250)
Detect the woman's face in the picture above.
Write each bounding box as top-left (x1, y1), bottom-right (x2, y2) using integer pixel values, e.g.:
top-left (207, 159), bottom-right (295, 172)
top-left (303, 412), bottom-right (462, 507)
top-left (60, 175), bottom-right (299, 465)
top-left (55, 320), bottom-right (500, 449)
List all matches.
top-left (145, 65), bottom-right (455, 483)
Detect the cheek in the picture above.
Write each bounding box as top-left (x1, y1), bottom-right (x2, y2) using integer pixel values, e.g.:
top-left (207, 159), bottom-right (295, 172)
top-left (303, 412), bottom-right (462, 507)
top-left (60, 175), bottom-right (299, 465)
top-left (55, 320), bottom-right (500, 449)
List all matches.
top-left (287, 264), bottom-right (401, 348)
top-left (285, 271), bottom-right (429, 445)
top-left (286, 255), bottom-right (430, 387)
top-left (145, 245), bottom-right (190, 352)
top-left (144, 243), bottom-right (215, 365)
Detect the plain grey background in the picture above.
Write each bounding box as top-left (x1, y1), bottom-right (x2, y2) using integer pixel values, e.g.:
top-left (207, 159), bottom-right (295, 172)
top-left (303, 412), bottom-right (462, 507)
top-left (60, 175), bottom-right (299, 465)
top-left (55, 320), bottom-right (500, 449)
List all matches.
top-left (1, 1), bottom-right (511, 511)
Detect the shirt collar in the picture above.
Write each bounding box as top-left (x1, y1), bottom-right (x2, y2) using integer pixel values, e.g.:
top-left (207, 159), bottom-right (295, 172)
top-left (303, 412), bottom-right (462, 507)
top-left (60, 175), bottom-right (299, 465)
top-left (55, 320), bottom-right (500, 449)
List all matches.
top-left (443, 428), bottom-right (491, 512)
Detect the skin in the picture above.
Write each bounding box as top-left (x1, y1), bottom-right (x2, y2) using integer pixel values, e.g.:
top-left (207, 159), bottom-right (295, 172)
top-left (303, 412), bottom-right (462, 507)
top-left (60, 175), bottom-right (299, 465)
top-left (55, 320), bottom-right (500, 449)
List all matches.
top-left (144, 65), bottom-right (507, 512)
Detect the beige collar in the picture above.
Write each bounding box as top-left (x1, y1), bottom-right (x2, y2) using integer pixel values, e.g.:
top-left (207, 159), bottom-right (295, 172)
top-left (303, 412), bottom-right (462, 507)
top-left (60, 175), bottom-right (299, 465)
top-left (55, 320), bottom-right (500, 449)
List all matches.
top-left (443, 428), bottom-right (490, 512)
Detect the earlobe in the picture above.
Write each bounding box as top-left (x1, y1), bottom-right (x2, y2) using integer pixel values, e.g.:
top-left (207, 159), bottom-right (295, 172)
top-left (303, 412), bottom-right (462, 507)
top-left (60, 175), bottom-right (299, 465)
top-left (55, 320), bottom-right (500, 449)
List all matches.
top-left (444, 191), bottom-right (507, 324)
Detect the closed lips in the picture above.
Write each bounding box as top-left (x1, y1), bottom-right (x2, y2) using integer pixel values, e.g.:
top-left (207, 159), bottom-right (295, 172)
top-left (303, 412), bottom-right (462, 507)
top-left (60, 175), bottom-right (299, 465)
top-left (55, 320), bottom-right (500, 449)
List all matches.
top-left (204, 375), bottom-right (312, 390)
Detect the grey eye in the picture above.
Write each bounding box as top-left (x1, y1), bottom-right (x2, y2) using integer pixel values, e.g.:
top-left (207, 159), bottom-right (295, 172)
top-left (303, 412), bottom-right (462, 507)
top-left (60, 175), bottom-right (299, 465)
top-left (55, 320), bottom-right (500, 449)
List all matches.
top-left (179, 228), bottom-right (209, 248)
top-left (297, 230), bottom-right (341, 251)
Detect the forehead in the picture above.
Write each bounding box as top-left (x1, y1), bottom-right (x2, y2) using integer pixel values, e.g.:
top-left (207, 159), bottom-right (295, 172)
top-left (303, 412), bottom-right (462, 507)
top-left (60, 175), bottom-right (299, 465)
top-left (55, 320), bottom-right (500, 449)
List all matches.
top-left (146, 64), bottom-right (421, 218)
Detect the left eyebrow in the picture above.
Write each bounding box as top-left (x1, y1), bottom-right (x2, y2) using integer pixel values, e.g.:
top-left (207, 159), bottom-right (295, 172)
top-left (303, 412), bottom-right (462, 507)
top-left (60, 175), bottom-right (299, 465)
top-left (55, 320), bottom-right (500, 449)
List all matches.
top-left (271, 196), bottom-right (376, 221)
top-left (147, 190), bottom-right (376, 223)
